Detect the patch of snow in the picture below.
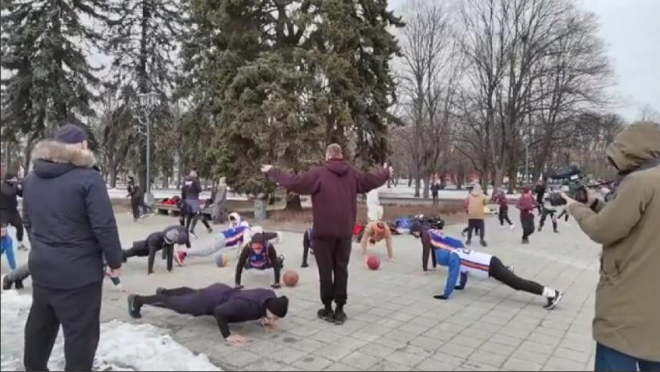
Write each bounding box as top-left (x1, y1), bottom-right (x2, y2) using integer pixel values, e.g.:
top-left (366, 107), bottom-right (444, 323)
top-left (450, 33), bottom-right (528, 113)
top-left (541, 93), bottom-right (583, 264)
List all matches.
top-left (1, 290), bottom-right (220, 371)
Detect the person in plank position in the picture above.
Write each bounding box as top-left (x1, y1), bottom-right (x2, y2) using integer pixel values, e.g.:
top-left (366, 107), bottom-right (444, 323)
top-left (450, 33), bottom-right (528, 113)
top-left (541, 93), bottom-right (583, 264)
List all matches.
top-left (235, 232), bottom-right (285, 289)
top-left (127, 283), bottom-right (289, 345)
top-left (422, 228), bottom-right (563, 309)
top-left (122, 228), bottom-right (189, 275)
top-left (175, 212), bottom-right (252, 265)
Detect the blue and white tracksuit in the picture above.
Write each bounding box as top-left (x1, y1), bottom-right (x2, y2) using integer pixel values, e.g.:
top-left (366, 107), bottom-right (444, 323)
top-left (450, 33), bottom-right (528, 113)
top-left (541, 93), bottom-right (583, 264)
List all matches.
top-left (427, 229), bottom-right (493, 298)
top-left (186, 221), bottom-right (252, 258)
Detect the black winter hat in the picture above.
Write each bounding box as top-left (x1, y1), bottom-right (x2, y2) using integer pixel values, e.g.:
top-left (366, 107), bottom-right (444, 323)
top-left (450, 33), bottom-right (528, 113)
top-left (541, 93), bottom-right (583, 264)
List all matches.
top-left (55, 124), bottom-right (88, 144)
top-left (266, 296), bottom-right (289, 318)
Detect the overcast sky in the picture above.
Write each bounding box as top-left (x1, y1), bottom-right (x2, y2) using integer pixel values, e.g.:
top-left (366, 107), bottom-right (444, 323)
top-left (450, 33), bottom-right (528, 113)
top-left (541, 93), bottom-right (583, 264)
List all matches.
top-left (390, 0), bottom-right (660, 122)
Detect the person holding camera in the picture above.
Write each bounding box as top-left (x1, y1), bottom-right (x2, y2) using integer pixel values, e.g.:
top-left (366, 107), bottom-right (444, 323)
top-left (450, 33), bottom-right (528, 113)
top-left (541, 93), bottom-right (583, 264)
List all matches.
top-left (564, 122), bottom-right (660, 372)
top-left (1, 167), bottom-right (27, 251)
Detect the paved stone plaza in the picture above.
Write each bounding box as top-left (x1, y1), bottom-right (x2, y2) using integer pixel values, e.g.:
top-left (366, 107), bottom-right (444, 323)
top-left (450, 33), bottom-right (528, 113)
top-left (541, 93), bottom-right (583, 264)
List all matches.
top-left (2, 208), bottom-right (600, 371)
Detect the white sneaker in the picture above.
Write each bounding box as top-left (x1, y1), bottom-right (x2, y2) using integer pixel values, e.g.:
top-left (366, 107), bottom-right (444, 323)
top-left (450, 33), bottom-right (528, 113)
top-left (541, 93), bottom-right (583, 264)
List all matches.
top-left (510, 225), bottom-right (515, 230)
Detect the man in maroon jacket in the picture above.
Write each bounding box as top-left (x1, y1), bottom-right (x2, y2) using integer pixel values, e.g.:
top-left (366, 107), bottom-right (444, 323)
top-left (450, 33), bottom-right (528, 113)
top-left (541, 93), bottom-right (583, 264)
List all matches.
top-left (261, 144), bottom-right (390, 325)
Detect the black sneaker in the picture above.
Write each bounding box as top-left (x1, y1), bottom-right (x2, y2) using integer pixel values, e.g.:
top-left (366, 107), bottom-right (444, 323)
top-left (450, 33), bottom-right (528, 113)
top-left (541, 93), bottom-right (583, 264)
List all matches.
top-left (207, 227), bottom-right (213, 234)
top-left (301, 263), bottom-right (309, 268)
top-left (465, 240), bottom-right (472, 246)
top-left (156, 287), bottom-right (166, 295)
top-left (544, 291), bottom-right (563, 310)
top-left (2, 275), bottom-right (12, 290)
top-left (128, 295), bottom-right (142, 319)
top-left (522, 239), bottom-right (530, 244)
top-left (15, 280), bottom-right (24, 290)
top-left (334, 309), bottom-right (347, 325)
top-left (17, 243), bottom-right (28, 251)
top-left (317, 308), bottom-right (334, 322)
top-left (480, 240), bottom-right (488, 247)
top-left (553, 229), bottom-right (559, 233)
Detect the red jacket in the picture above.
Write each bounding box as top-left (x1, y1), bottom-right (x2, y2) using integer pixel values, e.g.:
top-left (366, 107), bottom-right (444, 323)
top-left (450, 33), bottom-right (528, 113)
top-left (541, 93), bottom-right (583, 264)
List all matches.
top-left (267, 159), bottom-right (389, 239)
top-left (516, 194), bottom-right (537, 216)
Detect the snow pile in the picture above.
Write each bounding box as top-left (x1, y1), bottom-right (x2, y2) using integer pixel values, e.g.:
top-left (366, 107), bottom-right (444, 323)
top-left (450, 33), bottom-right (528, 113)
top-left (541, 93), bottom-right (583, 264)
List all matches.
top-left (1, 290), bottom-right (220, 371)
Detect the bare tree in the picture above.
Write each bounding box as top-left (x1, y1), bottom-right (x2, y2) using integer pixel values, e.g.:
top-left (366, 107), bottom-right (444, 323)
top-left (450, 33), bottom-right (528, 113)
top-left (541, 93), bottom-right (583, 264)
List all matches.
top-left (398, 0), bottom-right (457, 197)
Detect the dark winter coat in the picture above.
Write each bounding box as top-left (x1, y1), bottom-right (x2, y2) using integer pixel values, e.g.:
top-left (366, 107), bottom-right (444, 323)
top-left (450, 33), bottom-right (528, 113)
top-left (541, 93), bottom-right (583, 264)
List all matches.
top-left (182, 176), bottom-right (202, 201)
top-left (22, 140), bottom-right (123, 289)
top-left (0, 179), bottom-right (22, 211)
top-left (267, 159), bottom-right (389, 239)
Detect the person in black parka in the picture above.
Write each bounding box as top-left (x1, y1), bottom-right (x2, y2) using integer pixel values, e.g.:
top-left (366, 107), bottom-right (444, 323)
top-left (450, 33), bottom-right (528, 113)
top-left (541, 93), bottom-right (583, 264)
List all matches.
top-left (21, 124), bottom-right (123, 371)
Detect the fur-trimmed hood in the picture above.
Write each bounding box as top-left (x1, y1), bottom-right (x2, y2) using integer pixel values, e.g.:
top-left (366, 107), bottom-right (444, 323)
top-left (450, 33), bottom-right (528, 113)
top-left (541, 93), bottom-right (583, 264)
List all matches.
top-left (31, 140), bottom-right (96, 179)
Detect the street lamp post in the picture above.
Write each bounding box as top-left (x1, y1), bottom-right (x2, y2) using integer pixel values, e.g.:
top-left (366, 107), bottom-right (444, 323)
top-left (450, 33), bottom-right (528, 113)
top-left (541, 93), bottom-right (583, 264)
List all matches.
top-left (137, 91), bottom-right (159, 205)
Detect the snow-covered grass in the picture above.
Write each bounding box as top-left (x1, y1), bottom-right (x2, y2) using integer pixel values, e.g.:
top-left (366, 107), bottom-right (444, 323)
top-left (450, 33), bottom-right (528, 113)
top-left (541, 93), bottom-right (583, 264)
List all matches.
top-left (0, 290), bottom-right (220, 371)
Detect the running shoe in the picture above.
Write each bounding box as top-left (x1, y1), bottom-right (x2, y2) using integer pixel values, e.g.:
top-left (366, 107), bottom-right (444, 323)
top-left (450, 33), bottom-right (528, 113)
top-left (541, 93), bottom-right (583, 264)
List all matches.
top-left (17, 243), bottom-right (28, 251)
top-left (190, 232), bottom-right (198, 240)
top-left (15, 279), bottom-right (24, 290)
top-left (480, 240), bottom-right (488, 247)
top-left (544, 291), bottom-right (563, 310)
top-left (156, 287), bottom-right (166, 295)
top-left (510, 224), bottom-right (515, 230)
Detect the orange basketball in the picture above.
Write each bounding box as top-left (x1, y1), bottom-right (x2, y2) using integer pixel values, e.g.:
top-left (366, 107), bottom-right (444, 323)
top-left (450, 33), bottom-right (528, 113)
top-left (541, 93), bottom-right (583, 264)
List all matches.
top-left (367, 256), bottom-right (381, 270)
top-left (283, 270), bottom-right (299, 287)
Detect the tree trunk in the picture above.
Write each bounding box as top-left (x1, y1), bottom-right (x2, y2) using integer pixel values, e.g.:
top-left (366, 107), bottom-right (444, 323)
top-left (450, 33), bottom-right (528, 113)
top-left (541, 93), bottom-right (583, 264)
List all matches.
top-left (109, 166), bottom-right (118, 188)
top-left (408, 176), bottom-right (413, 188)
top-left (422, 174), bottom-right (431, 199)
top-left (285, 193), bottom-right (302, 210)
top-left (507, 166), bottom-right (517, 194)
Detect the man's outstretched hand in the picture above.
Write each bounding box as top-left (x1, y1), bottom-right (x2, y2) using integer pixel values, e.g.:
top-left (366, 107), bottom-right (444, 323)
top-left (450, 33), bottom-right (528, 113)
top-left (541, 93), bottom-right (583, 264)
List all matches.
top-left (261, 165), bottom-right (273, 173)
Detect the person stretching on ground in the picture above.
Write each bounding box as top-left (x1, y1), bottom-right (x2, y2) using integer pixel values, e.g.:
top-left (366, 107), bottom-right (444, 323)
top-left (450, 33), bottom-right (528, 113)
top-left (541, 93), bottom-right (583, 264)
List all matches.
top-left (301, 226), bottom-right (315, 268)
top-left (128, 283), bottom-right (289, 345)
top-left (424, 228), bottom-right (563, 309)
top-left (235, 233), bottom-right (285, 289)
top-left (122, 228), bottom-right (188, 275)
top-left (175, 212), bottom-right (253, 265)
top-left (360, 221), bottom-right (394, 261)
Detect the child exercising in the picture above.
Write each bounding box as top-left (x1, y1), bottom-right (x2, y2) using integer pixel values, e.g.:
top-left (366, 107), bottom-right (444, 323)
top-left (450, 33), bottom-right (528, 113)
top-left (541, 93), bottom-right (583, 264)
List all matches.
top-left (235, 232), bottom-right (284, 289)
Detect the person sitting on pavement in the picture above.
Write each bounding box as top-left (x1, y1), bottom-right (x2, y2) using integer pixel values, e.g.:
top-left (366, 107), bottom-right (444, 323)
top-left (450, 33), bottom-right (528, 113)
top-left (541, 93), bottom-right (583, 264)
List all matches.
top-left (235, 232), bottom-right (285, 289)
top-left (423, 228), bottom-right (563, 309)
top-left (127, 282), bottom-right (289, 346)
top-left (360, 221), bottom-right (394, 262)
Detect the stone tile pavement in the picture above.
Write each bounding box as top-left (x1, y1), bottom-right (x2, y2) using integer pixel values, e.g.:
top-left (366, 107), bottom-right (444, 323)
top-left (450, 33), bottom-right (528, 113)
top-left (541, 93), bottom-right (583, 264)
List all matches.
top-left (1, 209), bottom-right (600, 371)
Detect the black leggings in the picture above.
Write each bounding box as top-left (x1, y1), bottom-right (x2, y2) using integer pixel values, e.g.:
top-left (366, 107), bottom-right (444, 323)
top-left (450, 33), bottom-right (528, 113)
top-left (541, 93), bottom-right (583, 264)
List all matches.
top-left (421, 230), bottom-right (437, 271)
top-left (135, 287), bottom-right (205, 316)
top-left (187, 213), bottom-right (211, 234)
top-left (521, 213), bottom-right (535, 240)
top-left (467, 219), bottom-right (485, 242)
top-left (539, 208), bottom-right (558, 231)
top-left (302, 229), bottom-right (314, 266)
top-left (489, 256), bottom-right (543, 296)
top-left (498, 206), bottom-right (513, 226)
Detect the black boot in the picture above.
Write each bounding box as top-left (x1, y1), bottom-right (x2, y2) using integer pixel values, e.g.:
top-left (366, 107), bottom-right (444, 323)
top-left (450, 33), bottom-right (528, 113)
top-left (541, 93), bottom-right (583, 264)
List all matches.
top-left (15, 279), bottom-right (24, 290)
top-left (128, 295), bottom-right (142, 319)
top-left (317, 303), bottom-right (334, 322)
top-left (2, 275), bottom-right (12, 290)
top-left (334, 305), bottom-right (347, 325)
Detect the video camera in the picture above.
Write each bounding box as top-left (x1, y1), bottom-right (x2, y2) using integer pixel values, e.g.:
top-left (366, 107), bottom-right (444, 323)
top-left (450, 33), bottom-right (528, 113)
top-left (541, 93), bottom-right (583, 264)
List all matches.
top-left (546, 166), bottom-right (589, 206)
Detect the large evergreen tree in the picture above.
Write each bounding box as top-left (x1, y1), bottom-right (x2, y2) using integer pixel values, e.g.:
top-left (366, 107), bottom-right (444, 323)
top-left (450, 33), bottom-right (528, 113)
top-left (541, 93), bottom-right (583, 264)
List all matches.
top-left (180, 0), bottom-right (402, 195)
top-left (1, 0), bottom-right (106, 142)
top-left (104, 0), bottom-right (185, 189)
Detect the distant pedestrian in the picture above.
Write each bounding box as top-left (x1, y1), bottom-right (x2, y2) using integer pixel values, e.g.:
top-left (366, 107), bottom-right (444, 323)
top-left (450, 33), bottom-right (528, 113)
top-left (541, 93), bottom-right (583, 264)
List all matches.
top-left (1, 167), bottom-right (27, 251)
top-left (534, 181), bottom-right (546, 213)
top-left (262, 144), bottom-right (390, 325)
top-left (516, 186), bottom-right (537, 244)
top-left (22, 124), bottom-right (123, 371)
top-left (465, 184), bottom-right (488, 247)
top-left (491, 187), bottom-right (514, 229)
top-left (431, 180), bottom-right (440, 205)
top-left (182, 168), bottom-right (212, 238)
